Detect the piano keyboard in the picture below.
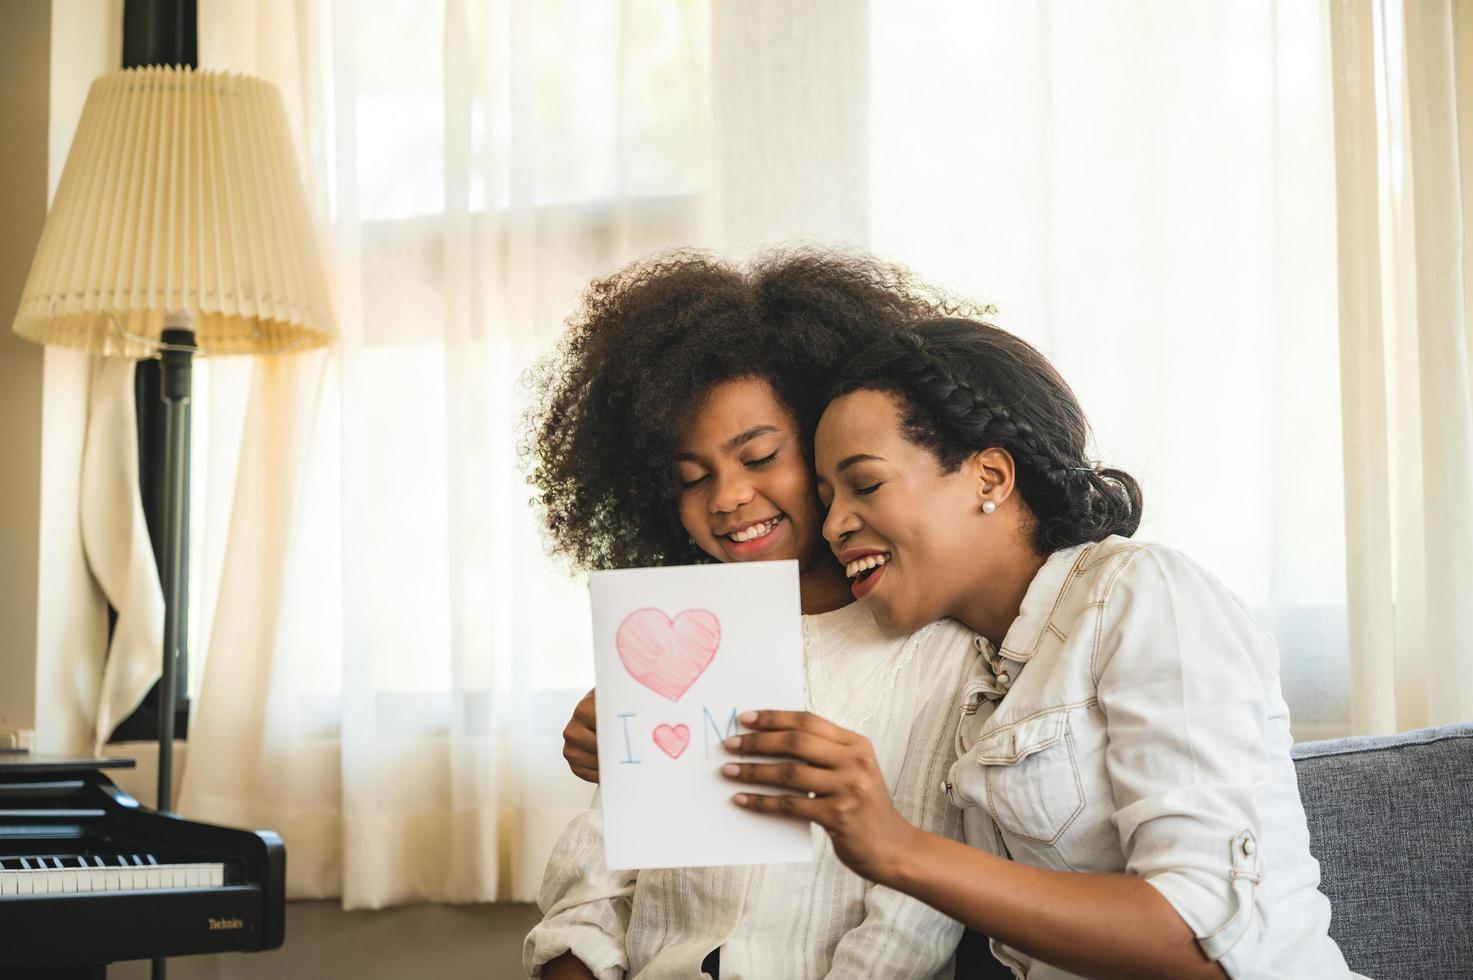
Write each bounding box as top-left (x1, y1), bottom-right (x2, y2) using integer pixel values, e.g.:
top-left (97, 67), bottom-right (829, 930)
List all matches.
top-left (0, 758), bottom-right (285, 967)
top-left (0, 853), bottom-right (226, 895)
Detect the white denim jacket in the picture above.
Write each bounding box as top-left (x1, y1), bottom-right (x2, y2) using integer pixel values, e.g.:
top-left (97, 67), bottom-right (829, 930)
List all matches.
top-left (946, 537), bottom-right (1360, 980)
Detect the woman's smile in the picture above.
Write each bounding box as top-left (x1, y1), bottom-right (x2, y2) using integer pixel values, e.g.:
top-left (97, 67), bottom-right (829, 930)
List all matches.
top-left (838, 547), bottom-right (891, 599)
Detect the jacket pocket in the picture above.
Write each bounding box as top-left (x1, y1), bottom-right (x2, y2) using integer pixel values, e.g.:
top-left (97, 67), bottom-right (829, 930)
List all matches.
top-left (976, 706), bottom-right (1085, 845)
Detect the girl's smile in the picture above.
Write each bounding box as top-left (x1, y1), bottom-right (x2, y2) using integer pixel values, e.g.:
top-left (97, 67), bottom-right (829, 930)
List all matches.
top-left (717, 513), bottom-right (790, 557)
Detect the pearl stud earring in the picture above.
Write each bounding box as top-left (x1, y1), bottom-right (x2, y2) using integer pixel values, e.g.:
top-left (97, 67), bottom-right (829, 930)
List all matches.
top-left (982, 500), bottom-right (997, 514)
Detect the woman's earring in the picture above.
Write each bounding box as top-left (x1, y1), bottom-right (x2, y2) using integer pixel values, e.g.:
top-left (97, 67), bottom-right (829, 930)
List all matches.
top-left (982, 500), bottom-right (997, 514)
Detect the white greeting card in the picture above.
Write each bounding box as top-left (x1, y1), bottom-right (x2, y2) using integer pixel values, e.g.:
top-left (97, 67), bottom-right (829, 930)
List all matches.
top-left (590, 560), bottom-right (814, 871)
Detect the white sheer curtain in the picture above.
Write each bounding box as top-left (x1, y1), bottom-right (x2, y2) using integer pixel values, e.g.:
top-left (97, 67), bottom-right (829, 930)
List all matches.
top-left (867, 1), bottom-right (1351, 738)
top-left (115, 0), bottom-right (1467, 908)
top-left (1329, 0), bottom-right (1473, 733)
top-left (174, 0), bottom-right (867, 906)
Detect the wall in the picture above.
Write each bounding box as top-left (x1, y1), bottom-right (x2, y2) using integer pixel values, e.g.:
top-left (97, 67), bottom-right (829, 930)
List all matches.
top-left (0, 0), bottom-right (119, 756)
top-left (0, 0), bottom-right (51, 746)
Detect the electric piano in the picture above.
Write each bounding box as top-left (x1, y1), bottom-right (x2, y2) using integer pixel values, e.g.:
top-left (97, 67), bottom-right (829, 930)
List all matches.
top-left (0, 755), bottom-right (285, 977)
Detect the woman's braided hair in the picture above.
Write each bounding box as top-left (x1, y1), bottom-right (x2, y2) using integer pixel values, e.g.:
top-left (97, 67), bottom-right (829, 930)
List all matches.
top-left (829, 318), bottom-right (1142, 553)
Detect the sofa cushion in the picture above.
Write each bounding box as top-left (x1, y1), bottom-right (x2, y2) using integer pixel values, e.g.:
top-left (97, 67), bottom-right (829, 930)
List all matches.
top-left (1292, 723), bottom-right (1473, 980)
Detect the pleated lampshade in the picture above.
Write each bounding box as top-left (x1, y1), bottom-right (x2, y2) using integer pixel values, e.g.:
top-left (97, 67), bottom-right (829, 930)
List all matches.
top-left (11, 66), bottom-right (335, 358)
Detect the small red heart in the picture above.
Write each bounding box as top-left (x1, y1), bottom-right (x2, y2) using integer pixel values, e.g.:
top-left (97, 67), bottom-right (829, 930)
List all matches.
top-left (652, 723), bottom-right (690, 759)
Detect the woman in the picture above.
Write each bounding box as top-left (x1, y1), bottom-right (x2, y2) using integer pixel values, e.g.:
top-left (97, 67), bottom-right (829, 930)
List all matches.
top-left (523, 253), bottom-right (986, 979)
top-left (722, 318), bottom-right (1359, 979)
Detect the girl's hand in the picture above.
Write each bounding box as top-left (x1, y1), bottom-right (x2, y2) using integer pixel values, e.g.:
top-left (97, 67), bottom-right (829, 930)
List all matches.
top-left (721, 710), bottom-right (919, 883)
top-left (562, 689), bottom-right (599, 783)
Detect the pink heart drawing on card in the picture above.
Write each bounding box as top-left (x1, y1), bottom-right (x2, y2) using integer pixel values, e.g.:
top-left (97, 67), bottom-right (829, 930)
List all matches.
top-left (616, 608), bottom-right (721, 701)
top-left (652, 723), bottom-right (690, 759)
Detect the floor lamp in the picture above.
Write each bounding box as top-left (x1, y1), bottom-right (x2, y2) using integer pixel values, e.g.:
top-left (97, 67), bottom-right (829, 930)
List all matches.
top-left (11, 66), bottom-right (335, 815)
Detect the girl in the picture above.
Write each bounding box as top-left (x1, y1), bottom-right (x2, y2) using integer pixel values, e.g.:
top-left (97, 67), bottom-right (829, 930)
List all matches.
top-left (523, 254), bottom-right (987, 979)
top-left (722, 318), bottom-right (1359, 979)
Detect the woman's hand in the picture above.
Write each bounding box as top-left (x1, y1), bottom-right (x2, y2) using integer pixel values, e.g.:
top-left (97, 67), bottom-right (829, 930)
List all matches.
top-left (721, 710), bottom-right (919, 883)
top-left (722, 712), bottom-right (1225, 980)
top-left (562, 689), bottom-right (599, 783)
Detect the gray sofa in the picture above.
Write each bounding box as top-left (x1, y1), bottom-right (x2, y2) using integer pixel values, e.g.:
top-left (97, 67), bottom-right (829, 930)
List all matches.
top-left (1293, 723), bottom-right (1473, 979)
top-left (957, 723), bottom-right (1473, 979)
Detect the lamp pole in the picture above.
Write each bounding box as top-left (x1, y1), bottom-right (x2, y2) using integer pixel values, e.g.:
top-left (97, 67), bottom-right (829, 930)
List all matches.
top-left (155, 322), bottom-right (195, 815)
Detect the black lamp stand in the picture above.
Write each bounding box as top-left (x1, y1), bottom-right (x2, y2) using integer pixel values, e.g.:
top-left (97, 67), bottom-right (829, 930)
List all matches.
top-left (155, 326), bottom-right (195, 816)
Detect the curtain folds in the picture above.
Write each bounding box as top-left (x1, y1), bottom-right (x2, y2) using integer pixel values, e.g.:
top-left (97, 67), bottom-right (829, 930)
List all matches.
top-left (1330, 0), bottom-right (1473, 733)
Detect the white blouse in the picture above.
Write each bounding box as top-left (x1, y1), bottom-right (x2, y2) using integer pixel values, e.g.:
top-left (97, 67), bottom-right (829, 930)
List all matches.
top-left (946, 537), bottom-right (1361, 980)
top-left (525, 601), bottom-right (977, 980)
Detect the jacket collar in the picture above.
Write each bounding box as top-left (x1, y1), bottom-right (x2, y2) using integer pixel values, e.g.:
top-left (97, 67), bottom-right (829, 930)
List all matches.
top-left (995, 541), bottom-right (1096, 663)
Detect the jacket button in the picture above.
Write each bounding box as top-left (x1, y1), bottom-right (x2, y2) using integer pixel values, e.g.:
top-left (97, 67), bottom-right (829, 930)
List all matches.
top-left (940, 780), bottom-right (952, 797)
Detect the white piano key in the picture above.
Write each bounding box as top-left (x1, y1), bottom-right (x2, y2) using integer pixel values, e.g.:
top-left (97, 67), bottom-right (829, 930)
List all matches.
top-left (0, 857), bottom-right (237, 894)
